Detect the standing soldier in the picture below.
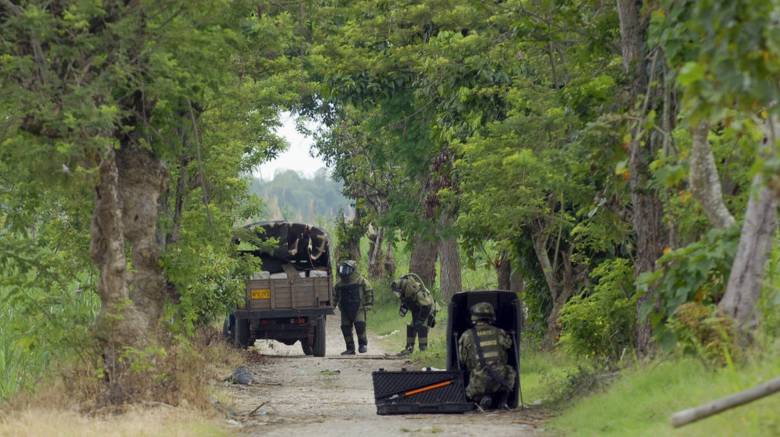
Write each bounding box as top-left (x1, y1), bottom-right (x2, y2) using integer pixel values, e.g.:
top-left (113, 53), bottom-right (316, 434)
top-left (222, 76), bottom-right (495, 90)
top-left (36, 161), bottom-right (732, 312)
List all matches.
top-left (391, 273), bottom-right (436, 356)
top-left (458, 302), bottom-right (516, 410)
top-left (334, 260), bottom-right (373, 355)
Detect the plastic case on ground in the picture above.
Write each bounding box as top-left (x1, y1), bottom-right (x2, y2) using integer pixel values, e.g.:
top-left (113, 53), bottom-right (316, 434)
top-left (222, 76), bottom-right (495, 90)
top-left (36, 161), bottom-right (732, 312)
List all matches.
top-left (372, 368), bottom-right (474, 415)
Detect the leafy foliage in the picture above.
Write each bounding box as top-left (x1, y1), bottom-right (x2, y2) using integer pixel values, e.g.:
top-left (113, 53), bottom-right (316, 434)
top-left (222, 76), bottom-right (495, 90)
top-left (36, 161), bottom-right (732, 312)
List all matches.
top-left (638, 226), bottom-right (740, 347)
top-left (559, 259), bottom-right (636, 361)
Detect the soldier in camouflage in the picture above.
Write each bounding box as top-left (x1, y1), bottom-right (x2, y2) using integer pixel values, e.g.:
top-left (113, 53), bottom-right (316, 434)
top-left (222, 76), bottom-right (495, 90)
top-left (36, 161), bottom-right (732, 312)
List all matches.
top-left (334, 260), bottom-right (373, 355)
top-left (458, 302), bottom-right (516, 410)
top-left (391, 273), bottom-right (436, 356)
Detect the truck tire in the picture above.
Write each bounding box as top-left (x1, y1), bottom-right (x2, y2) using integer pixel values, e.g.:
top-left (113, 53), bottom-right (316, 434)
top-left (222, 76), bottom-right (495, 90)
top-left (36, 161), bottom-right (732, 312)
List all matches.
top-left (234, 318), bottom-right (250, 348)
top-left (301, 340), bottom-right (314, 356)
top-left (313, 317), bottom-right (326, 357)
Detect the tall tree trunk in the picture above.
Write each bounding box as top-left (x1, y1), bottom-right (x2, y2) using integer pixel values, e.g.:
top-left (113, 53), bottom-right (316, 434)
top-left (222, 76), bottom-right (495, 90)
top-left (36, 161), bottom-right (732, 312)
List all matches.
top-left (116, 145), bottom-right (168, 327)
top-left (510, 265), bottom-right (524, 294)
top-left (90, 144), bottom-right (167, 404)
top-left (617, 0), bottom-right (670, 355)
top-left (439, 212), bottom-right (462, 302)
top-left (368, 226), bottom-right (385, 278)
top-left (689, 121), bottom-right (736, 229)
top-left (719, 120), bottom-right (779, 332)
top-left (90, 149), bottom-right (148, 404)
top-left (383, 238), bottom-right (397, 279)
top-left (496, 251), bottom-right (511, 290)
top-left (410, 233), bottom-right (438, 289)
top-left (532, 229), bottom-right (574, 345)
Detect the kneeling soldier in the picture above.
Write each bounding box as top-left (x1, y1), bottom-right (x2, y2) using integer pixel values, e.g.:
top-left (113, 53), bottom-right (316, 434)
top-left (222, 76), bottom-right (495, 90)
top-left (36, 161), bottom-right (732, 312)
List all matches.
top-left (334, 260), bottom-right (373, 355)
top-left (458, 302), bottom-right (516, 410)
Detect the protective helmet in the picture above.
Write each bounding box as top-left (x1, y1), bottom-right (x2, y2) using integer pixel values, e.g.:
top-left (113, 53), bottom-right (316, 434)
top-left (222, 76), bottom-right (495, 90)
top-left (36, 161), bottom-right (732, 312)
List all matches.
top-left (470, 302), bottom-right (496, 323)
top-left (338, 260), bottom-right (356, 277)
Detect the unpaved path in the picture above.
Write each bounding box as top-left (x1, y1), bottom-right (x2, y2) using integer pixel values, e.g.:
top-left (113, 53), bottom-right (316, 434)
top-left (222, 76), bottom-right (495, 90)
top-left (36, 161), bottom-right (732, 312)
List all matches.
top-left (222, 312), bottom-right (545, 436)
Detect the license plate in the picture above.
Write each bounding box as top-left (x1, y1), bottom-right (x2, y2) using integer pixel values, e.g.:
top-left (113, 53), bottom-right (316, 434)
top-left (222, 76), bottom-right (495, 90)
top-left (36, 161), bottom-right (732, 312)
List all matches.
top-left (250, 288), bottom-right (271, 300)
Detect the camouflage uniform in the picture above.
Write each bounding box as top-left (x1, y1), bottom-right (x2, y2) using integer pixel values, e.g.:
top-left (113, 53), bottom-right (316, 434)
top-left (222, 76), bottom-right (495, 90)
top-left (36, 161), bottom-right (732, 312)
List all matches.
top-left (458, 303), bottom-right (516, 408)
top-left (334, 260), bottom-right (373, 354)
top-left (392, 273), bottom-right (435, 354)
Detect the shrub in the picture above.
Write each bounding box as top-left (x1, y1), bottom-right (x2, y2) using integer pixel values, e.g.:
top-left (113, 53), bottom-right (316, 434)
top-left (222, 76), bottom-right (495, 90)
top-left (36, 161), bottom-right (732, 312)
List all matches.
top-left (637, 226), bottom-right (739, 348)
top-left (668, 302), bottom-right (739, 366)
top-left (559, 258), bottom-right (636, 361)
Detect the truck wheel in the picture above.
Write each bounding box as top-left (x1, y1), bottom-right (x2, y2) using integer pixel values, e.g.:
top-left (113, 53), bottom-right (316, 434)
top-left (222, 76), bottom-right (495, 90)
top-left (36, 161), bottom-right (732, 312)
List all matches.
top-left (223, 314), bottom-right (234, 340)
top-left (313, 317), bottom-right (326, 357)
top-left (301, 340), bottom-right (314, 356)
top-left (234, 318), bottom-right (250, 348)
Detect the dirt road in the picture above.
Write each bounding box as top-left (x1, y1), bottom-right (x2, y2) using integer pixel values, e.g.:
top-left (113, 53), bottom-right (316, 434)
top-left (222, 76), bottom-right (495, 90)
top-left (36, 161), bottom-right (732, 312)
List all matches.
top-left (222, 313), bottom-right (544, 436)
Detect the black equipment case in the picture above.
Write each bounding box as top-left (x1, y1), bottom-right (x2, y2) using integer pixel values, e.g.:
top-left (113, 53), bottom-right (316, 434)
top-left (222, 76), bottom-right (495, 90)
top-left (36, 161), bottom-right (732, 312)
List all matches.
top-left (446, 290), bottom-right (522, 409)
top-left (371, 368), bottom-right (474, 415)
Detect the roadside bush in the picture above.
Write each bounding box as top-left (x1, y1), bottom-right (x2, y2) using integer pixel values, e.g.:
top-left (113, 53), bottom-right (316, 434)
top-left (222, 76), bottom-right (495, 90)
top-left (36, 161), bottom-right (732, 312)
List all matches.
top-left (638, 226), bottom-right (739, 349)
top-left (668, 302), bottom-right (739, 367)
top-left (558, 258), bottom-right (635, 362)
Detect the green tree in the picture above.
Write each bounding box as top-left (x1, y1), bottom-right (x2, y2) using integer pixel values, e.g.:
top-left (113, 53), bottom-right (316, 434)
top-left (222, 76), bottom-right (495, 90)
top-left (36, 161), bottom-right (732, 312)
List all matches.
top-left (0, 0), bottom-right (296, 403)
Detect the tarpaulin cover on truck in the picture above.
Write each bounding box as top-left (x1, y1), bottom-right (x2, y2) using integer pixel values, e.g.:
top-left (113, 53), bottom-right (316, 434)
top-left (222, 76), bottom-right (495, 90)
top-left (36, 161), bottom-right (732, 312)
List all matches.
top-left (237, 221), bottom-right (330, 273)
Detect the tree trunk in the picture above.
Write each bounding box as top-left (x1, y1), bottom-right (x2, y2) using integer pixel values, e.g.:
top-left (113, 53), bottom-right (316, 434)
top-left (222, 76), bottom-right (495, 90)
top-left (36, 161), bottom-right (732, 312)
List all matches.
top-left (689, 121), bottom-right (736, 229)
top-left (617, 0), bottom-right (670, 355)
top-left (496, 251), bottom-right (511, 290)
top-left (510, 265), bottom-right (524, 294)
top-left (616, 0), bottom-right (646, 84)
top-left (116, 145), bottom-right (168, 327)
top-left (531, 230), bottom-right (573, 344)
top-left (90, 144), bottom-right (166, 404)
top-left (368, 226), bottom-right (385, 278)
top-left (383, 238), bottom-right (397, 279)
top-left (90, 149), bottom-right (149, 404)
top-left (439, 212), bottom-right (462, 302)
top-left (719, 122), bottom-right (779, 332)
top-left (410, 233), bottom-right (438, 289)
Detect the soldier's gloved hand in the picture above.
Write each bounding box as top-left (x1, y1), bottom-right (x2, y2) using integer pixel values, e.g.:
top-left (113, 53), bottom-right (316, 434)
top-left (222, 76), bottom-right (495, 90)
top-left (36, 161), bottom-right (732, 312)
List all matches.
top-left (399, 305), bottom-right (408, 317)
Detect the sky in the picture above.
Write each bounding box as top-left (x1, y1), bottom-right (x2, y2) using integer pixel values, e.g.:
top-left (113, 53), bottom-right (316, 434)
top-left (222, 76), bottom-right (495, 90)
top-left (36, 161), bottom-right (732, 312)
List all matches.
top-left (255, 112), bottom-right (327, 180)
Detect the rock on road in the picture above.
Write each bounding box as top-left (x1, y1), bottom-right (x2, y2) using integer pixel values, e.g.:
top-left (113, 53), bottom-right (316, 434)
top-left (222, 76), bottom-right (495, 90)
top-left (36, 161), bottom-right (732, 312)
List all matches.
top-left (223, 312), bottom-right (543, 437)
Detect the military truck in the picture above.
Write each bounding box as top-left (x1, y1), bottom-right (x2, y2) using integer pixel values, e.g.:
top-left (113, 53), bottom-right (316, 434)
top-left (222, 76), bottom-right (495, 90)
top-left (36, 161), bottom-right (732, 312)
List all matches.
top-left (225, 221), bottom-right (334, 356)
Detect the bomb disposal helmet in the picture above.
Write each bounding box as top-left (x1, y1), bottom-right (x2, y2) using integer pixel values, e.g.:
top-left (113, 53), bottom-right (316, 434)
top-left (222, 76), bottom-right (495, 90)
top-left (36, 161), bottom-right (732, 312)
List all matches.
top-left (338, 260), bottom-right (356, 277)
top-left (470, 302), bottom-right (496, 323)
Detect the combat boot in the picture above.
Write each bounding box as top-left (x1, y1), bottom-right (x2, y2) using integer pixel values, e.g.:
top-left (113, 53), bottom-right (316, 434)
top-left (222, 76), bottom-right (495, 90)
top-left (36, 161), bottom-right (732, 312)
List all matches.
top-left (417, 325), bottom-right (429, 352)
top-left (341, 324), bottom-right (355, 355)
top-left (479, 395), bottom-right (493, 410)
top-left (355, 321), bottom-right (368, 353)
top-left (496, 391), bottom-right (511, 410)
top-left (398, 325), bottom-right (416, 356)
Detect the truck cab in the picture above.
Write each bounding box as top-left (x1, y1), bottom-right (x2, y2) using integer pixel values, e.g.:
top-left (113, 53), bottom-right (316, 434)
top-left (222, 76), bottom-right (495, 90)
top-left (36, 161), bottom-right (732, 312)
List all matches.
top-left (226, 221), bottom-right (334, 356)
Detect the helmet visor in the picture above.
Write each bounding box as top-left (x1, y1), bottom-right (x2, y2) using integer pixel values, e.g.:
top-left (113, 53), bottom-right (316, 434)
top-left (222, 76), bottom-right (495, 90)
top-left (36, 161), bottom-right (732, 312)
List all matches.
top-left (338, 263), bottom-right (355, 276)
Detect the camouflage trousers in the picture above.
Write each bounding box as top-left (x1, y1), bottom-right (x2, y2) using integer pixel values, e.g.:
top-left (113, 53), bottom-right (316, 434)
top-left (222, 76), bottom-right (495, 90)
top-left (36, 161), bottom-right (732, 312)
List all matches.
top-left (465, 364), bottom-right (517, 400)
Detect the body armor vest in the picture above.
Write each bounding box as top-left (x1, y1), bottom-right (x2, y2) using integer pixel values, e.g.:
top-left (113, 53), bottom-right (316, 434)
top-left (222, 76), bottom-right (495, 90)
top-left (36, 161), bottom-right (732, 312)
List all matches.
top-left (336, 282), bottom-right (362, 320)
top-left (472, 325), bottom-right (506, 366)
top-left (472, 324), bottom-right (512, 389)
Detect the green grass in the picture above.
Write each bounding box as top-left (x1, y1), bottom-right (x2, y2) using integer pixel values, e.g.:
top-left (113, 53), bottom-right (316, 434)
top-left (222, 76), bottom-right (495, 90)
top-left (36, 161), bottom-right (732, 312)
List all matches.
top-left (550, 342), bottom-right (780, 436)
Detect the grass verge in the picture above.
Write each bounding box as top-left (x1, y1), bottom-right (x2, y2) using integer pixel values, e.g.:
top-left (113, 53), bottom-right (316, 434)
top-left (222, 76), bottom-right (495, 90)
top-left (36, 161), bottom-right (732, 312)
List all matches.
top-left (549, 342), bottom-right (780, 436)
top-left (0, 326), bottom-right (244, 436)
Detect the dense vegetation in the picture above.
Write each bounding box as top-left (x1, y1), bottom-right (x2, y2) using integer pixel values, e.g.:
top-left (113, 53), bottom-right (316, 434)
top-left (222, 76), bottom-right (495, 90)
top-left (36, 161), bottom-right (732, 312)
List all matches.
top-left (1, 1), bottom-right (780, 434)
